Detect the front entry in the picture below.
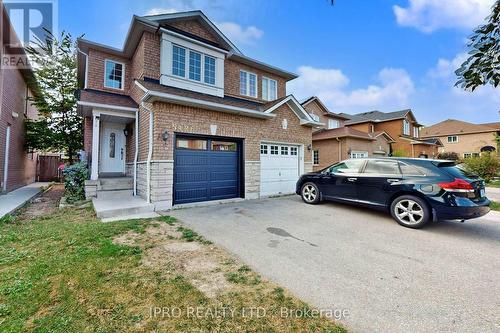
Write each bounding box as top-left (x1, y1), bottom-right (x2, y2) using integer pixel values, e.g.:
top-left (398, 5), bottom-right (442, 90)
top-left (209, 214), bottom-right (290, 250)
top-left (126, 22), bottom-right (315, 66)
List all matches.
top-left (100, 122), bottom-right (126, 174)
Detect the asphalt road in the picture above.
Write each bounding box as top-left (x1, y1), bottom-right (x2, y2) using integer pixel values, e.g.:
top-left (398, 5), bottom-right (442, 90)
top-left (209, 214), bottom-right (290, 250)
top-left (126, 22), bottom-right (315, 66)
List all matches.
top-left (168, 196), bottom-right (500, 333)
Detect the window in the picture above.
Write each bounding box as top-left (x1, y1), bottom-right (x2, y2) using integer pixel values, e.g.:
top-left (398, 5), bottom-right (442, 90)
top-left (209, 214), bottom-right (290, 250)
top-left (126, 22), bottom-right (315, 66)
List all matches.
top-left (463, 152), bottom-right (480, 158)
top-left (413, 126), bottom-right (419, 138)
top-left (260, 144), bottom-right (268, 155)
top-left (204, 56), bottom-right (216, 85)
top-left (403, 119), bottom-right (410, 135)
top-left (328, 119), bottom-right (340, 129)
top-left (281, 146), bottom-right (289, 155)
top-left (240, 70), bottom-right (257, 98)
top-left (262, 77), bottom-right (277, 101)
top-left (270, 145), bottom-right (279, 155)
top-left (350, 151), bottom-right (368, 159)
top-left (211, 141), bottom-right (237, 151)
top-left (104, 60), bottom-right (124, 89)
top-left (290, 147), bottom-right (298, 156)
top-left (363, 160), bottom-right (401, 175)
top-left (309, 113), bottom-right (320, 122)
top-left (370, 124), bottom-right (375, 133)
top-left (172, 45), bottom-right (186, 77)
top-left (399, 163), bottom-right (426, 176)
top-left (313, 150), bottom-right (319, 165)
top-left (327, 159), bottom-right (365, 174)
top-left (176, 138), bottom-right (207, 150)
top-left (189, 51), bottom-right (201, 81)
top-left (447, 136), bottom-right (458, 143)
top-left (109, 133), bottom-right (116, 158)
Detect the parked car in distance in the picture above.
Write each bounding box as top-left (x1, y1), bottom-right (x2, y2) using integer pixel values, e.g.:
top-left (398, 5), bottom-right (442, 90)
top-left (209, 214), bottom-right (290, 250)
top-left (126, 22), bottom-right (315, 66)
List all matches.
top-left (296, 157), bottom-right (491, 228)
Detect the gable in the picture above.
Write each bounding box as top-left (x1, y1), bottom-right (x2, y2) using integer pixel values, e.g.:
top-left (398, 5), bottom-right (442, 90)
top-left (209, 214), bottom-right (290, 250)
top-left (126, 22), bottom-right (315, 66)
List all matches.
top-left (265, 95), bottom-right (322, 127)
top-left (167, 19), bottom-right (221, 46)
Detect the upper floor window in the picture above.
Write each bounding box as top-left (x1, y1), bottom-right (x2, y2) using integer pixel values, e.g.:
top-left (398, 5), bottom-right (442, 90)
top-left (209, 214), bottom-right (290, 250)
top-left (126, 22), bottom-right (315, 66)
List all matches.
top-left (403, 119), bottom-right (410, 135)
top-left (204, 56), bottom-right (216, 85)
top-left (172, 44), bottom-right (216, 85)
top-left (262, 77), bottom-right (277, 101)
top-left (309, 113), bottom-right (320, 122)
top-left (447, 135), bottom-right (458, 143)
top-left (413, 126), bottom-right (419, 138)
top-left (172, 45), bottom-right (186, 77)
top-left (188, 50), bottom-right (201, 81)
top-left (370, 124), bottom-right (375, 133)
top-left (240, 70), bottom-right (257, 98)
top-left (104, 60), bottom-right (124, 90)
top-left (328, 119), bottom-right (340, 129)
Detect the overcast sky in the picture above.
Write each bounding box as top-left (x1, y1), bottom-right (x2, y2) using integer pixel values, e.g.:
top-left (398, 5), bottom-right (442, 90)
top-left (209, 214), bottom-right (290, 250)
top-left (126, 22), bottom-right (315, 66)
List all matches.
top-left (50, 0), bottom-right (500, 124)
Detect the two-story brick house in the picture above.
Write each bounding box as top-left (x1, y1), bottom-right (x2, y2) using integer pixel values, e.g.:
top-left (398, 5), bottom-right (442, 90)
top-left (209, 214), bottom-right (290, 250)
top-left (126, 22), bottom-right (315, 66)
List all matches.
top-left (301, 96), bottom-right (394, 171)
top-left (77, 11), bottom-right (320, 212)
top-left (341, 109), bottom-right (442, 158)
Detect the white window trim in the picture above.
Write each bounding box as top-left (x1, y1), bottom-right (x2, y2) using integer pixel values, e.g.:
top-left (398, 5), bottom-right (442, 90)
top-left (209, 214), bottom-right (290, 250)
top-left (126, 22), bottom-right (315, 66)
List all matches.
top-left (262, 76), bottom-right (277, 101)
top-left (403, 119), bottom-right (410, 136)
top-left (173, 44), bottom-right (218, 86)
top-left (447, 135), bottom-right (458, 143)
top-left (104, 59), bottom-right (125, 90)
top-left (240, 70), bottom-right (258, 98)
top-left (328, 119), bottom-right (340, 129)
top-left (413, 126), bottom-right (419, 138)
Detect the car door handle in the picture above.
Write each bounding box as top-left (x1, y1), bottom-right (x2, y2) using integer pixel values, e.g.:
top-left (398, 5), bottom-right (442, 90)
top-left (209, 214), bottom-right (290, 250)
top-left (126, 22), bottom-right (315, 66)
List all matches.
top-left (347, 178), bottom-right (357, 182)
top-left (387, 179), bottom-right (400, 183)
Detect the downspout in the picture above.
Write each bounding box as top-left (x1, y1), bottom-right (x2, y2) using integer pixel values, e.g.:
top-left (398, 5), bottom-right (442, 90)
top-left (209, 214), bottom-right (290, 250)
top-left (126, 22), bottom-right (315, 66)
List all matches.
top-left (336, 138), bottom-right (342, 161)
top-left (133, 110), bottom-right (138, 196)
top-left (141, 101), bottom-right (153, 204)
top-left (77, 49), bottom-right (89, 89)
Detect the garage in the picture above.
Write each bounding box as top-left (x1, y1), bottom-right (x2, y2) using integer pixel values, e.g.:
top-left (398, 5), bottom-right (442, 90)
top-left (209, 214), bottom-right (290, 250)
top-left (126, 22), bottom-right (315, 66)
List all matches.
top-left (174, 135), bottom-right (242, 205)
top-left (260, 143), bottom-right (301, 196)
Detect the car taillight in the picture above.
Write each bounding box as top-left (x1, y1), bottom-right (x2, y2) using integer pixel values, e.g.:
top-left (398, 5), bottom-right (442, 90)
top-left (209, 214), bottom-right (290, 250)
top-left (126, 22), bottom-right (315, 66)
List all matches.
top-left (438, 178), bottom-right (474, 192)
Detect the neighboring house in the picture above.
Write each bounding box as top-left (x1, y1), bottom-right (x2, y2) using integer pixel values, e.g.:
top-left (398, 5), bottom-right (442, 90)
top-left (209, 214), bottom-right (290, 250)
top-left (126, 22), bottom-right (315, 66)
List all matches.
top-left (301, 96), bottom-right (394, 171)
top-left (0, 6), bottom-right (40, 193)
top-left (77, 11), bottom-right (320, 210)
top-left (421, 119), bottom-right (499, 158)
top-left (341, 109), bottom-right (442, 158)
top-left (301, 96), bottom-right (349, 131)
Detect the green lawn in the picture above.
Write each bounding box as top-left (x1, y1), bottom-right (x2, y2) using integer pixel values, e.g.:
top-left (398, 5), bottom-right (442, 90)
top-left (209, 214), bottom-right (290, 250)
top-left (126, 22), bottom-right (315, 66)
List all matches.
top-left (486, 180), bottom-right (500, 188)
top-left (490, 201), bottom-right (500, 212)
top-left (0, 196), bottom-right (346, 332)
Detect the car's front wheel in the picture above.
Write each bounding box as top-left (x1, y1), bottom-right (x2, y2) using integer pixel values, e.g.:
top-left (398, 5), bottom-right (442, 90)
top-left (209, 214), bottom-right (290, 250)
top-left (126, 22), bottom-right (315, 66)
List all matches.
top-left (390, 195), bottom-right (430, 229)
top-left (301, 182), bottom-right (320, 204)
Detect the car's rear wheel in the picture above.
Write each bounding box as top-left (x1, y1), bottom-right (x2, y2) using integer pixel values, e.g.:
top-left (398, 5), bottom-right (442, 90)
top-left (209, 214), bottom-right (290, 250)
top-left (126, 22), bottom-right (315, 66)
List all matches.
top-left (390, 195), bottom-right (430, 229)
top-left (301, 182), bottom-right (320, 204)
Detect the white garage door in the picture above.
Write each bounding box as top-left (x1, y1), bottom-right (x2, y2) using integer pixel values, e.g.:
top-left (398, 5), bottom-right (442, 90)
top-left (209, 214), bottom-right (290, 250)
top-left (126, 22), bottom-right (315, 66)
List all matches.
top-left (260, 143), bottom-right (300, 196)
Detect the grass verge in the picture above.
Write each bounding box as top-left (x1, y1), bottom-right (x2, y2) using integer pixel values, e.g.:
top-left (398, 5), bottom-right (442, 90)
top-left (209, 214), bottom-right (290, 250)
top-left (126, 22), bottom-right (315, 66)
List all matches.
top-left (0, 199), bottom-right (346, 332)
top-left (490, 201), bottom-right (500, 211)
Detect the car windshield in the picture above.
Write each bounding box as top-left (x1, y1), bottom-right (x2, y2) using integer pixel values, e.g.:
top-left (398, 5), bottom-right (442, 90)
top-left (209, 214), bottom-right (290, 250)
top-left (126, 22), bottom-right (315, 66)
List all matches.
top-left (326, 159), bottom-right (365, 174)
top-left (440, 163), bottom-right (479, 180)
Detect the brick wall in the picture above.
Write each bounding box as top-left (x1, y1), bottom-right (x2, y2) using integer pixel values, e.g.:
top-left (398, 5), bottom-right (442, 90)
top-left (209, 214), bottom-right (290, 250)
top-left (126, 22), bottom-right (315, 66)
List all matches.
top-left (86, 49), bottom-right (131, 94)
top-left (83, 117), bottom-right (92, 155)
top-left (169, 19), bottom-right (220, 45)
top-left (150, 102), bottom-right (312, 162)
top-left (313, 138), bottom-right (343, 171)
top-left (224, 58), bottom-right (286, 103)
top-left (0, 67), bottom-right (38, 192)
top-left (431, 132), bottom-right (497, 158)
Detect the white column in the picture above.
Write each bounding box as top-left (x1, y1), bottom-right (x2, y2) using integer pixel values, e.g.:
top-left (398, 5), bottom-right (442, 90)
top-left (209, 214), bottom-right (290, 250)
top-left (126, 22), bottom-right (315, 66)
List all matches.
top-left (91, 113), bottom-right (100, 180)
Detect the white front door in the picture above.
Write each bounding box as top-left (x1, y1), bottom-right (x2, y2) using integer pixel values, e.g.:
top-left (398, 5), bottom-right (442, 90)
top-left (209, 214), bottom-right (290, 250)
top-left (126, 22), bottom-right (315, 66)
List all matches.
top-left (260, 143), bottom-right (300, 196)
top-left (100, 123), bottom-right (126, 173)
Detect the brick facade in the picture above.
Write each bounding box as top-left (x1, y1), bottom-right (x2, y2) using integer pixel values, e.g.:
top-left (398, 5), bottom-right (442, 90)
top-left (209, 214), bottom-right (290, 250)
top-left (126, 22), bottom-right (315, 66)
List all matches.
top-left (0, 67), bottom-right (39, 192)
top-left (302, 99), bottom-right (345, 131)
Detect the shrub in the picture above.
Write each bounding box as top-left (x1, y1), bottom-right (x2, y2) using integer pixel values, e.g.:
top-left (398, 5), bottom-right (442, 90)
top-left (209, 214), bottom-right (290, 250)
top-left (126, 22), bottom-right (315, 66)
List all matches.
top-left (63, 162), bottom-right (89, 203)
top-left (391, 149), bottom-right (408, 157)
top-left (461, 153), bottom-right (500, 182)
top-left (437, 152), bottom-right (459, 160)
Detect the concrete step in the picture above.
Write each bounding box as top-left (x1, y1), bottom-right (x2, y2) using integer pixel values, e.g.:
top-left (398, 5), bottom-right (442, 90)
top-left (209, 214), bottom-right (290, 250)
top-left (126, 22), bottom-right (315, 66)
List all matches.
top-left (92, 195), bottom-right (154, 219)
top-left (99, 177), bottom-right (133, 191)
top-left (101, 212), bottom-right (161, 223)
top-left (96, 189), bottom-right (134, 199)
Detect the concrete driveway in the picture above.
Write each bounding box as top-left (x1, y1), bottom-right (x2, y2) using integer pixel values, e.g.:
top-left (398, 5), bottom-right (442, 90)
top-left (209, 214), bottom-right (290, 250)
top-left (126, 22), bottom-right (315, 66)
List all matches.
top-left (168, 196), bottom-right (500, 333)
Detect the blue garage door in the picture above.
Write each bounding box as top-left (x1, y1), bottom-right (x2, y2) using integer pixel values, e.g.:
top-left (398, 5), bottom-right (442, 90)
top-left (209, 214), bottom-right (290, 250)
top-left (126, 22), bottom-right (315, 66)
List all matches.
top-left (174, 136), bottom-right (241, 205)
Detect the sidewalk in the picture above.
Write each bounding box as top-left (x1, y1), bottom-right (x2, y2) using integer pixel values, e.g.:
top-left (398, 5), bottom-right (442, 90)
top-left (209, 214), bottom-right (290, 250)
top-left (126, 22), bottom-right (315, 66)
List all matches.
top-left (486, 187), bottom-right (500, 202)
top-left (0, 182), bottom-right (52, 219)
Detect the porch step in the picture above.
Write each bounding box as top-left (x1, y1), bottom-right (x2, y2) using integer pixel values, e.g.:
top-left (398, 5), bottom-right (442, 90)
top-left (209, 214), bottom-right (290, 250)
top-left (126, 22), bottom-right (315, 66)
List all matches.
top-left (92, 195), bottom-right (154, 219)
top-left (96, 189), bottom-right (133, 199)
top-left (99, 177), bottom-right (133, 191)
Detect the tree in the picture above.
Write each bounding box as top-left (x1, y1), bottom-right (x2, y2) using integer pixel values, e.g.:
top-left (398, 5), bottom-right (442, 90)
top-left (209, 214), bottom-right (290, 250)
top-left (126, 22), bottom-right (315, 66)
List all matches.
top-left (25, 30), bottom-right (82, 163)
top-left (455, 0), bottom-right (500, 91)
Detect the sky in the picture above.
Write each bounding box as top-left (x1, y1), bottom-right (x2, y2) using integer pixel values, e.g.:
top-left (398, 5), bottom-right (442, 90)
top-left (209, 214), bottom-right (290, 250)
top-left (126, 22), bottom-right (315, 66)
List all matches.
top-left (39, 0), bottom-right (500, 124)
